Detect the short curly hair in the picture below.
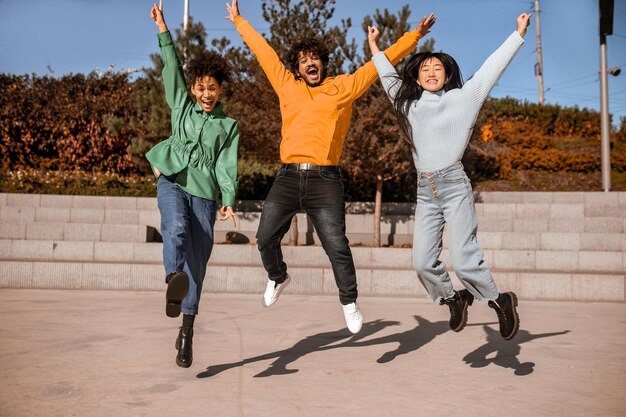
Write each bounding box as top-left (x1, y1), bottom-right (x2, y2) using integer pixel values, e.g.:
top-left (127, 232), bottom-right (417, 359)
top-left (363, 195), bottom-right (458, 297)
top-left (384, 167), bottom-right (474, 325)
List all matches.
top-left (286, 38), bottom-right (330, 80)
top-left (185, 51), bottom-right (231, 86)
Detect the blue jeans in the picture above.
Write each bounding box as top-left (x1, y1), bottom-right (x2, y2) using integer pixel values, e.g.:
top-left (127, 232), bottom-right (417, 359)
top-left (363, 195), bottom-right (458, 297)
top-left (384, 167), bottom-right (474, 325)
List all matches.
top-left (413, 162), bottom-right (499, 303)
top-left (255, 166), bottom-right (358, 305)
top-left (157, 175), bottom-right (217, 315)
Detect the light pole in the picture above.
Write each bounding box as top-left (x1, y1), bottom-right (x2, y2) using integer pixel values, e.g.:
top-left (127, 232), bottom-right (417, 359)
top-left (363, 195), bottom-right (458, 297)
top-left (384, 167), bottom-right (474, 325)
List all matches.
top-left (182, 0), bottom-right (190, 69)
top-left (599, 0), bottom-right (614, 192)
top-left (183, 0), bottom-right (189, 32)
top-left (534, 0), bottom-right (545, 105)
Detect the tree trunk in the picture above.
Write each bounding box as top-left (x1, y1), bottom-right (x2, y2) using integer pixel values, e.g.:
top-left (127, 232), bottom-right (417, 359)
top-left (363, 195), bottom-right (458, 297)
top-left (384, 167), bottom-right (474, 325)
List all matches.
top-left (374, 175), bottom-right (383, 247)
top-left (288, 215), bottom-right (298, 246)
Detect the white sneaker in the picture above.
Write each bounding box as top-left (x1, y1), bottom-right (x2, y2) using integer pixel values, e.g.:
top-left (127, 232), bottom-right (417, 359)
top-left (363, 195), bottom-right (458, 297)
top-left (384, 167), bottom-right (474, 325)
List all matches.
top-left (261, 274), bottom-right (291, 307)
top-left (342, 302), bottom-right (363, 334)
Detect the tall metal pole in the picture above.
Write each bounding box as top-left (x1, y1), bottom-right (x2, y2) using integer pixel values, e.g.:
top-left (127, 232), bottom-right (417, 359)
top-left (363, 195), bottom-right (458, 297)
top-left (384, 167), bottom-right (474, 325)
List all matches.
top-left (534, 0), bottom-right (545, 105)
top-left (599, 34), bottom-right (611, 191)
top-left (183, 0), bottom-right (190, 69)
top-left (183, 0), bottom-right (189, 32)
top-left (599, 0), bottom-right (614, 192)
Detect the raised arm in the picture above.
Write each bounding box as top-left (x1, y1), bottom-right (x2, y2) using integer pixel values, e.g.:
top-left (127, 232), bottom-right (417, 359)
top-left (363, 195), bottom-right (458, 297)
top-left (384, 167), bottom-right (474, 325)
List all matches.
top-left (368, 26), bottom-right (401, 101)
top-left (226, 0), bottom-right (293, 93)
top-left (351, 13), bottom-right (436, 100)
top-left (152, 0), bottom-right (189, 110)
top-left (463, 13), bottom-right (530, 104)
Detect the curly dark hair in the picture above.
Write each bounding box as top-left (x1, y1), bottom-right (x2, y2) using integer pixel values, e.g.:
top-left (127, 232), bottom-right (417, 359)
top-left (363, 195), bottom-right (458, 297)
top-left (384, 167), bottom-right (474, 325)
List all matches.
top-left (286, 38), bottom-right (330, 80)
top-left (185, 50), bottom-right (231, 86)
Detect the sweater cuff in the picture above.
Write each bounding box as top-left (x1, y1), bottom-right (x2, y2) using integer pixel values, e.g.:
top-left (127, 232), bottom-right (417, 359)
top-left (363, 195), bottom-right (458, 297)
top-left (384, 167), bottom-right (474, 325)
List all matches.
top-left (511, 30), bottom-right (525, 44)
top-left (372, 51), bottom-right (391, 68)
top-left (221, 195), bottom-right (235, 207)
top-left (157, 31), bottom-right (173, 47)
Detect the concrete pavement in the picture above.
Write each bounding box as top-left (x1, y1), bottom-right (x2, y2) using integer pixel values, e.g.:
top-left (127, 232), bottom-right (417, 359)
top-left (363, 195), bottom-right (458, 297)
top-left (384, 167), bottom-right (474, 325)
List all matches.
top-left (1, 289), bottom-right (624, 417)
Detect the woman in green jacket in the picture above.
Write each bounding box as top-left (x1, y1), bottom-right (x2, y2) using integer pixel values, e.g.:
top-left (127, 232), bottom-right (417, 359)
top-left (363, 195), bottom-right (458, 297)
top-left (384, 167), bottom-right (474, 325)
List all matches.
top-left (147, 0), bottom-right (239, 368)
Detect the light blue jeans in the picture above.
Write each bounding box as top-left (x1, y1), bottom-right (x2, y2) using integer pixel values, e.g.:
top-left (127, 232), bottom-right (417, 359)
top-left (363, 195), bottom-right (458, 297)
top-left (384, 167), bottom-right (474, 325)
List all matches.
top-left (157, 175), bottom-right (217, 315)
top-left (412, 162), bottom-right (499, 303)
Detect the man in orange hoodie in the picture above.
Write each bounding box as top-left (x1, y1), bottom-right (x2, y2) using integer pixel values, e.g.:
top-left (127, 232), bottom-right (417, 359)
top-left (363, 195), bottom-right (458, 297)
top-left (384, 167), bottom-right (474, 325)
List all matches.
top-left (226, 0), bottom-right (435, 334)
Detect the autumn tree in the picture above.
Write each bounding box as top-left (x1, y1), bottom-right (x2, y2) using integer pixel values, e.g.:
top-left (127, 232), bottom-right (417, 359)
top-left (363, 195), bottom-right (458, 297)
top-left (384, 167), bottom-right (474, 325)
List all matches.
top-left (0, 72), bottom-right (136, 173)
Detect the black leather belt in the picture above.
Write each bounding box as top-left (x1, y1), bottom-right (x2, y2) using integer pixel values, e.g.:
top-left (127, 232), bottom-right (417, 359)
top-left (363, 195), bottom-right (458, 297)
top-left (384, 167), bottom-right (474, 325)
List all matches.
top-left (283, 163), bottom-right (339, 171)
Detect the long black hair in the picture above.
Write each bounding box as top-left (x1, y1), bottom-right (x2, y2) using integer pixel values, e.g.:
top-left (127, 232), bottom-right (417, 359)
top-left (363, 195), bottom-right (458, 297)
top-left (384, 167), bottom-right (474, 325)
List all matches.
top-left (392, 52), bottom-right (464, 150)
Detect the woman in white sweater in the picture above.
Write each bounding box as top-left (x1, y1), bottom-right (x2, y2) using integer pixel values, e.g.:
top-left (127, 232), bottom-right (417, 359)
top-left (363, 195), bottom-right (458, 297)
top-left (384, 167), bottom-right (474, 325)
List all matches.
top-left (369, 12), bottom-right (531, 340)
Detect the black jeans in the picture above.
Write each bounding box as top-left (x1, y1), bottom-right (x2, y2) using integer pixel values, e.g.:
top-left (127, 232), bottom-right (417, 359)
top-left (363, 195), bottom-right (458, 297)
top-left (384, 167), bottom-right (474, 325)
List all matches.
top-left (255, 165), bottom-right (358, 305)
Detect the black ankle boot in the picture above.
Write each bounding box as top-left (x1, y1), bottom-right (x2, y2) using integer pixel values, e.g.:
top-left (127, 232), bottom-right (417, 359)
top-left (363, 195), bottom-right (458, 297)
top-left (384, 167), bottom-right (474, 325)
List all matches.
top-left (488, 292), bottom-right (520, 340)
top-left (175, 326), bottom-right (193, 368)
top-left (440, 289), bottom-right (474, 332)
top-left (165, 272), bottom-right (189, 318)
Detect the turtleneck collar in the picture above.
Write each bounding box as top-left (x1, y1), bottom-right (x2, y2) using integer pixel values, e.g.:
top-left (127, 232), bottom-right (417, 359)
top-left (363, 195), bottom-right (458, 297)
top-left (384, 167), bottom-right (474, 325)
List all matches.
top-left (420, 89), bottom-right (446, 101)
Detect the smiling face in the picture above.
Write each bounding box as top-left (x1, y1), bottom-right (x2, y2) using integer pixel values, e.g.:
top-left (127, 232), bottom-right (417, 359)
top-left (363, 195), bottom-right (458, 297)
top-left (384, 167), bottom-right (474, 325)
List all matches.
top-left (416, 57), bottom-right (448, 93)
top-left (296, 51), bottom-right (324, 87)
top-left (191, 76), bottom-right (223, 112)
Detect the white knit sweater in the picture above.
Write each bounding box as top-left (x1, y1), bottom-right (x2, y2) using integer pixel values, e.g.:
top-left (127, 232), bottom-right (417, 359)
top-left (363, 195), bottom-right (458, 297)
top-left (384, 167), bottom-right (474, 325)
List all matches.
top-left (372, 31), bottom-right (525, 171)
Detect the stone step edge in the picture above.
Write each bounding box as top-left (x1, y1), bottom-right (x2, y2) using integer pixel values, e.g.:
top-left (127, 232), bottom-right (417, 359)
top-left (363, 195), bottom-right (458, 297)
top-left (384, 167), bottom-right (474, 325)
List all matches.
top-left (0, 258), bottom-right (623, 276)
top-left (3, 192), bottom-right (625, 210)
top-left (1, 260), bottom-right (623, 302)
top-left (2, 209), bottom-right (624, 224)
top-left (3, 234), bottom-right (626, 250)
top-left (2, 240), bottom-right (624, 273)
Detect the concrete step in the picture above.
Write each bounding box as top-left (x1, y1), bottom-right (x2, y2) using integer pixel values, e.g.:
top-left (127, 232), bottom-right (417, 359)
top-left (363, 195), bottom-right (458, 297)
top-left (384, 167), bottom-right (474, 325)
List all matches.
top-left (2, 192), bottom-right (623, 302)
top-left (3, 215), bottom-right (624, 250)
top-left (3, 191), bottom-right (626, 208)
top-left (1, 239), bottom-right (624, 274)
top-left (473, 191), bottom-right (626, 205)
top-left (2, 192), bottom-right (625, 219)
top-left (0, 260), bottom-right (623, 302)
top-left (2, 203), bottom-right (624, 227)
top-left (2, 207), bottom-right (624, 242)
top-left (0, 222), bottom-right (158, 242)
top-left (206, 228), bottom-right (626, 251)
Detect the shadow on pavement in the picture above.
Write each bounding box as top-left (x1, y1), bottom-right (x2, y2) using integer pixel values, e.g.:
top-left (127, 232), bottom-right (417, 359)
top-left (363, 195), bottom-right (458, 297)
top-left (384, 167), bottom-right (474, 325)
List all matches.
top-left (463, 324), bottom-right (571, 376)
top-left (197, 316), bottom-right (452, 378)
top-left (197, 319), bottom-right (397, 378)
top-left (350, 315), bottom-right (449, 363)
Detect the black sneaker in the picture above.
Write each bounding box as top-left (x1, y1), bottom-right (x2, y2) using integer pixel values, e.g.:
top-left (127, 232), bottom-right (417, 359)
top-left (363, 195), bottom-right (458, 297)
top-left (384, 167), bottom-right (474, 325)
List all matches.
top-left (440, 289), bottom-right (474, 332)
top-left (488, 292), bottom-right (520, 340)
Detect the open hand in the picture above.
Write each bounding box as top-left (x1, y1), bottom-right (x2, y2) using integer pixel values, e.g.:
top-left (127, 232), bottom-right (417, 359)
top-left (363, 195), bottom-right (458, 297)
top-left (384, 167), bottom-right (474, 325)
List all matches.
top-left (416, 12), bottom-right (437, 37)
top-left (219, 206), bottom-right (237, 227)
top-left (226, 0), bottom-right (240, 22)
top-left (516, 13), bottom-right (531, 37)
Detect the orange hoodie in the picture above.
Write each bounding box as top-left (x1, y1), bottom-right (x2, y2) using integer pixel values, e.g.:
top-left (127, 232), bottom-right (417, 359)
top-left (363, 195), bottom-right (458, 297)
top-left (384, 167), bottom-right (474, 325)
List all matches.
top-left (234, 15), bottom-right (422, 165)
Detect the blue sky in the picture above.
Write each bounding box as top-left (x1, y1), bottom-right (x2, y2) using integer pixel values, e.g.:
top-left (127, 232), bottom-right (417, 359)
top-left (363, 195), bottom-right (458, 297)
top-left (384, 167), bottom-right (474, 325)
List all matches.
top-left (1, 0), bottom-right (625, 126)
